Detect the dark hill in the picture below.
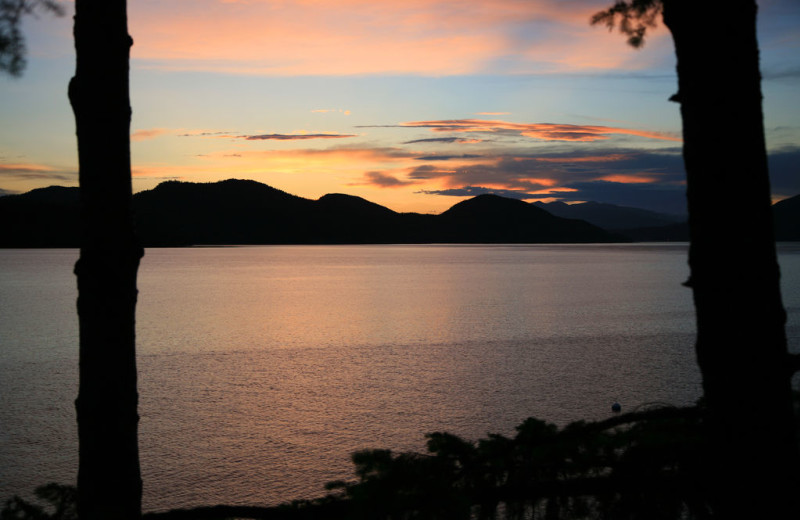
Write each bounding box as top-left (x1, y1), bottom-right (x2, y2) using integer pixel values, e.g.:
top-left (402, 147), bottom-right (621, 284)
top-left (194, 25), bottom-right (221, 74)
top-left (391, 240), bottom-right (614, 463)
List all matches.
top-left (774, 194), bottom-right (800, 241)
top-left (0, 186), bottom-right (81, 247)
top-left (617, 221), bottom-right (690, 242)
top-left (441, 194), bottom-right (619, 243)
top-left (134, 179), bottom-right (315, 245)
top-left (534, 200), bottom-right (683, 230)
top-left (310, 193), bottom-right (406, 243)
top-left (1, 179), bottom-right (626, 246)
top-left (316, 193), bottom-right (397, 217)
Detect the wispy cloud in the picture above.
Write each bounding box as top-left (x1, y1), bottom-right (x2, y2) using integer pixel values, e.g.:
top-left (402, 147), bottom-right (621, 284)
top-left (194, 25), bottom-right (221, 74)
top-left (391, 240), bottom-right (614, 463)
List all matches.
top-left (414, 154), bottom-right (483, 161)
top-left (243, 133), bottom-right (358, 141)
top-left (0, 163), bottom-right (76, 182)
top-left (404, 137), bottom-right (484, 144)
top-left (178, 130), bottom-right (235, 138)
top-left (399, 119), bottom-right (681, 142)
top-left (131, 128), bottom-right (172, 141)
top-left (415, 186), bottom-right (538, 200)
top-left (312, 109), bottom-right (352, 116)
top-left (357, 171), bottom-right (419, 188)
top-left (177, 130), bottom-right (358, 141)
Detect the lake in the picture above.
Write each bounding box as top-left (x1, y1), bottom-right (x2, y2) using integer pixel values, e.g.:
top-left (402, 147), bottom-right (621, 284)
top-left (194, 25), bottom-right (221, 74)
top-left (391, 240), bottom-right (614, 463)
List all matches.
top-left (1, 244), bottom-right (798, 512)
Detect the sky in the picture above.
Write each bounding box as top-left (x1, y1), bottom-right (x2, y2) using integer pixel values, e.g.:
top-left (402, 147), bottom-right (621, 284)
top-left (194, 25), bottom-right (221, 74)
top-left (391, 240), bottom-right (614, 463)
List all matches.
top-left (1, 0), bottom-right (799, 216)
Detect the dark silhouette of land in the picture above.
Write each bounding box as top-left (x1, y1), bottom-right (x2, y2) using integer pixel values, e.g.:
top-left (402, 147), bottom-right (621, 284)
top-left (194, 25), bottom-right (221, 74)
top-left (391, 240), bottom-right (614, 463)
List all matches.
top-left (533, 200), bottom-right (684, 230)
top-left (132, 179), bottom-right (626, 245)
top-left (534, 200), bottom-right (691, 241)
top-left (3, 179), bottom-right (798, 247)
top-left (0, 186), bottom-right (81, 247)
top-left (1, 179), bottom-right (624, 246)
top-left (773, 194), bottom-right (800, 241)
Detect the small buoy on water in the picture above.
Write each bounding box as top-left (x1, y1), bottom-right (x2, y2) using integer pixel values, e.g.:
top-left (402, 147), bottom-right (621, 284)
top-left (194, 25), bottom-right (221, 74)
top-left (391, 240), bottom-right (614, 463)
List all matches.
top-left (611, 402), bottom-right (622, 413)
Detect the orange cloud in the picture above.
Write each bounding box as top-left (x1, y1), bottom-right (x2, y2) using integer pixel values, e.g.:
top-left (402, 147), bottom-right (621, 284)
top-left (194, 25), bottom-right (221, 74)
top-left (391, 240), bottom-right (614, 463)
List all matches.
top-left (598, 174), bottom-right (659, 184)
top-left (400, 119), bottom-right (681, 142)
top-left (179, 146), bottom-right (418, 177)
top-left (535, 154), bottom-right (631, 163)
top-left (131, 128), bottom-right (172, 141)
top-left (312, 109), bottom-right (352, 115)
top-left (518, 177), bottom-right (559, 187)
top-left (526, 186), bottom-right (579, 195)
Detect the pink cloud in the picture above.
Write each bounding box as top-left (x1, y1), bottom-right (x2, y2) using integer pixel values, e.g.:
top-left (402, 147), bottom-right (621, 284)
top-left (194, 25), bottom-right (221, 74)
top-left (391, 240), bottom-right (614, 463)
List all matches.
top-left (312, 109), bottom-right (352, 115)
top-left (400, 119), bottom-right (681, 142)
top-left (131, 128), bottom-right (172, 141)
top-left (535, 154), bottom-right (631, 163)
top-left (597, 173), bottom-right (658, 183)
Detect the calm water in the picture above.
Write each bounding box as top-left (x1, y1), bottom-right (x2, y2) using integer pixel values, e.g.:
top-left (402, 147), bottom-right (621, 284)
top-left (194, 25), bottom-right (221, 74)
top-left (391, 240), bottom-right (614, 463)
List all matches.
top-left (1, 244), bottom-right (799, 512)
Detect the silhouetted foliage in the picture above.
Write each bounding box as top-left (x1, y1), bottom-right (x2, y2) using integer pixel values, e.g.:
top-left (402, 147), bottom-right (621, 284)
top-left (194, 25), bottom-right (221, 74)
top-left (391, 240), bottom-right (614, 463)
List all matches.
top-left (4, 407), bottom-right (707, 520)
top-left (590, 0), bottom-right (661, 48)
top-left (1, 484), bottom-right (77, 520)
top-left (19, 397), bottom-right (800, 518)
top-left (326, 405), bottom-right (705, 520)
top-left (0, 0), bottom-right (64, 76)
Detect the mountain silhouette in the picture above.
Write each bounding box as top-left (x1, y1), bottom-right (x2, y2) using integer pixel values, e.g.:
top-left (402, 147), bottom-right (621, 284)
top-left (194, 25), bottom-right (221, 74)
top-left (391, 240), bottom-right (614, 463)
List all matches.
top-left (2, 179), bottom-right (796, 247)
top-left (439, 194), bottom-right (615, 243)
top-left (132, 180), bottom-right (618, 245)
top-left (134, 179), bottom-right (315, 245)
top-left (773, 194), bottom-right (800, 241)
top-left (0, 185), bottom-right (81, 247)
top-left (533, 200), bottom-right (683, 230)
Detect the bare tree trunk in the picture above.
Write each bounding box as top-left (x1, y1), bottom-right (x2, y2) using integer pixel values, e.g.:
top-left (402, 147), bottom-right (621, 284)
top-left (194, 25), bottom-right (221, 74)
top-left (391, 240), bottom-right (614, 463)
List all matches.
top-left (69, 1), bottom-right (143, 519)
top-left (663, 0), bottom-right (798, 516)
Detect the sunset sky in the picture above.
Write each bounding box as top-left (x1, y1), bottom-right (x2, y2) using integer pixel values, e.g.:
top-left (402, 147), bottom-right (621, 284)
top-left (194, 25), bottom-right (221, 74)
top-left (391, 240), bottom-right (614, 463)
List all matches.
top-left (1, 0), bottom-right (798, 215)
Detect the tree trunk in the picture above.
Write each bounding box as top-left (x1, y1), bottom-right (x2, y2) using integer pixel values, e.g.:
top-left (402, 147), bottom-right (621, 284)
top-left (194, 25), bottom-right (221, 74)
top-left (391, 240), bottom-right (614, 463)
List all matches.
top-left (69, 1), bottom-right (143, 519)
top-left (662, 0), bottom-right (798, 516)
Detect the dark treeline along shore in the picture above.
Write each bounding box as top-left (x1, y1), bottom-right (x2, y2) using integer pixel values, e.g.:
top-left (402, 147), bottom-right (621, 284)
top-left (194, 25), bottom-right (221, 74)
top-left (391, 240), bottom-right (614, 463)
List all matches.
top-left (2, 178), bottom-right (798, 247)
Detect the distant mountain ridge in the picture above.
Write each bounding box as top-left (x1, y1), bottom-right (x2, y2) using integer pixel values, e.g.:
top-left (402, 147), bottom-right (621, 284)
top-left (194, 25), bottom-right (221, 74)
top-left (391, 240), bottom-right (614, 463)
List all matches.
top-left (0, 179), bottom-right (620, 247)
top-left (533, 200), bottom-right (684, 230)
top-left (2, 180), bottom-right (798, 246)
top-left (773, 194), bottom-right (800, 241)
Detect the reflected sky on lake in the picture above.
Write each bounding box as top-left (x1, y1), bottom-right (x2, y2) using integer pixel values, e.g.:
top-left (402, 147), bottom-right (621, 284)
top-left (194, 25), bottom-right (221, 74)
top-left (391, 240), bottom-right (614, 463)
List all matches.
top-left (1, 244), bottom-right (798, 511)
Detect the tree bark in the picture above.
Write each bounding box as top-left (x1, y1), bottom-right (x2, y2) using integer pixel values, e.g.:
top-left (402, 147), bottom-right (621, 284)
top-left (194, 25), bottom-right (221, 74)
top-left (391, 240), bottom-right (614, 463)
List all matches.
top-left (69, 1), bottom-right (143, 519)
top-left (662, 0), bottom-right (798, 516)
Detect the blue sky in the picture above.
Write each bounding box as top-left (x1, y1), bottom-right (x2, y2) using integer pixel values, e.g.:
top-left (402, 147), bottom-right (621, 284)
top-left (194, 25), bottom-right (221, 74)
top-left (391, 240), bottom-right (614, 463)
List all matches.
top-left (1, 0), bottom-right (798, 215)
